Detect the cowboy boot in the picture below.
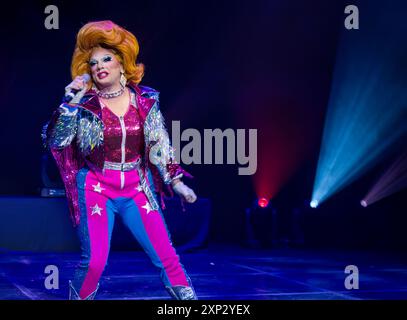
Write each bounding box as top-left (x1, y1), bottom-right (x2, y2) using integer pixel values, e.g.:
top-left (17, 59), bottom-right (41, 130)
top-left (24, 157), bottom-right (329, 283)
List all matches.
top-left (69, 280), bottom-right (99, 300)
top-left (165, 276), bottom-right (198, 300)
top-left (165, 285), bottom-right (198, 300)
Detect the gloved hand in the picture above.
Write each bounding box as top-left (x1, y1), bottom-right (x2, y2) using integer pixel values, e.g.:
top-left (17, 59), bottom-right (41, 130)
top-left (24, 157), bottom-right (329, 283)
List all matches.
top-left (172, 181), bottom-right (197, 203)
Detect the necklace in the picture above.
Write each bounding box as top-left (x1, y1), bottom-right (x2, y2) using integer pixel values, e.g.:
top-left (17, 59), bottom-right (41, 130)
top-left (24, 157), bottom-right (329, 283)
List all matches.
top-left (94, 85), bottom-right (125, 99)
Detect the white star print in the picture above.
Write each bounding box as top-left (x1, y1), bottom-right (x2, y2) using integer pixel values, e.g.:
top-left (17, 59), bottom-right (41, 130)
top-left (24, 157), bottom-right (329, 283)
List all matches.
top-left (135, 184), bottom-right (143, 192)
top-left (91, 204), bottom-right (103, 216)
top-left (142, 201), bottom-right (153, 214)
top-left (92, 182), bottom-right (105, 193)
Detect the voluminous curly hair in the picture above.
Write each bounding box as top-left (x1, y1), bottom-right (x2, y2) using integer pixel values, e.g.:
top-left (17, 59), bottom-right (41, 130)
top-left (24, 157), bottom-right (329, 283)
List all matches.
top-left (71, 20), bottom-right (144, 88)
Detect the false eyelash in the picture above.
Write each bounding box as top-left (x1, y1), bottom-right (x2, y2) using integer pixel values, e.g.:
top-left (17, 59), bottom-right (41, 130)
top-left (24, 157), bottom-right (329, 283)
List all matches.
top-left (88, 56), bottom-right (112, 66)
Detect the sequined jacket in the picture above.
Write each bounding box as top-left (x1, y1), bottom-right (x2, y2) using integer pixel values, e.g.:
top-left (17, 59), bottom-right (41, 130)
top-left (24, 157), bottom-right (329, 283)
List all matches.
top-left (42, 82), bottom-right (190, 227)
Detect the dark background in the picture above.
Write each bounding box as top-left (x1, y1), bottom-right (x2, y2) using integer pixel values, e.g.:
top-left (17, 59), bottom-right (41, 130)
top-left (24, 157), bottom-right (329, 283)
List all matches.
top-left (1, 0), bottom-right (406, 250)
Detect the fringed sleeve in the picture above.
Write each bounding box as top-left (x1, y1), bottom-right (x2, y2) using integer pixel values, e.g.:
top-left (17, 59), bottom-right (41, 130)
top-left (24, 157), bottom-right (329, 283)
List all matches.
top-left (41, 103), bottom-right (83, 227)
top-left (143, 91), bottom-right (193, 211)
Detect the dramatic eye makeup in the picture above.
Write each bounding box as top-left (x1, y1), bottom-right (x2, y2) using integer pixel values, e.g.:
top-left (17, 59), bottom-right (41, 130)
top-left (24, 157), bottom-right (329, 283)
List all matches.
top-left (88, 55), bottom-right (113, 67)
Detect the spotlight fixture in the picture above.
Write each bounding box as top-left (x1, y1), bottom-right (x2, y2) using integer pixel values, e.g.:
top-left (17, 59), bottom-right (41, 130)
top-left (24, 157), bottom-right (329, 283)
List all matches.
top-left (310, 200), bottom-right (319, 208)
top-left (257, 197), bottom-right (269, 208)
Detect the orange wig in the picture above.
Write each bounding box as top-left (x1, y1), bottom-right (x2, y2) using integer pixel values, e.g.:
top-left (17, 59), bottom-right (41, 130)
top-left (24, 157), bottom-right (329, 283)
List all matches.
top-left (71, 20), bottom-right (144, 88)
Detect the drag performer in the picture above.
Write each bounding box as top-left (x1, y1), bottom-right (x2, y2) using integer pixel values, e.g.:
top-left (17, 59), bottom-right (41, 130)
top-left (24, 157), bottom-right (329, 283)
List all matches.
top-left (42, 20), bottom-right (198, 300)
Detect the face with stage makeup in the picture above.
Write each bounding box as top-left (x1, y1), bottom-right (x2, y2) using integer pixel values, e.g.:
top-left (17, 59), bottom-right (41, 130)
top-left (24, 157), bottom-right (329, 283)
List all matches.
top-left (89, 47), bottom-right (124, 92)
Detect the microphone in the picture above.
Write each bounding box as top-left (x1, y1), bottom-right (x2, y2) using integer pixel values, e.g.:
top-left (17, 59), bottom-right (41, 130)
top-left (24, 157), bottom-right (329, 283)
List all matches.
top-left (63, 74), bottom-right (91, 103)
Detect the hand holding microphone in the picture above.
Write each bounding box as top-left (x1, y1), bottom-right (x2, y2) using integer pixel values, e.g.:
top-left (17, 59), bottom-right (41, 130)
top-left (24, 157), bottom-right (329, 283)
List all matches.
top-left (64, 74), bottom-right (91, 104)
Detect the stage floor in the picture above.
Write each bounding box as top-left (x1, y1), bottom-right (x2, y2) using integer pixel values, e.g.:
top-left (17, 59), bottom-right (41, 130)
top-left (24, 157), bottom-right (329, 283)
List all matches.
top-left (1, 244), bottom-right (407, 300)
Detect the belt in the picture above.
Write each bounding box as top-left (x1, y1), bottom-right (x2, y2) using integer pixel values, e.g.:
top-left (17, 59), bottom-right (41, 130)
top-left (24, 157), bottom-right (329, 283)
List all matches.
top-left (103, 158), bottom-right (141, 172)
top-left (103, 157), bottom-right (159, 211)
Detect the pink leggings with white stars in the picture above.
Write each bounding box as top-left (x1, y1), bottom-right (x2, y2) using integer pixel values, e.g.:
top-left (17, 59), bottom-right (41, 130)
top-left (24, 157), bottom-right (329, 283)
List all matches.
top-left (71, 165), bottom-right (190, 299)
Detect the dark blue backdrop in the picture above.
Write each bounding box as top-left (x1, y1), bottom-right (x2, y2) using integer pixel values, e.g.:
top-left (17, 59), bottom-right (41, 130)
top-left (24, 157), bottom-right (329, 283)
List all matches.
top-left (1, 0), bottom-right (406, 249)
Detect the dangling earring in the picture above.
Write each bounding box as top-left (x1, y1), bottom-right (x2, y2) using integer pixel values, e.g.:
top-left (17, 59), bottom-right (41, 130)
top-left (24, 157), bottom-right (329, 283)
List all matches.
top-left (120, 71), bottom-right (127, 88)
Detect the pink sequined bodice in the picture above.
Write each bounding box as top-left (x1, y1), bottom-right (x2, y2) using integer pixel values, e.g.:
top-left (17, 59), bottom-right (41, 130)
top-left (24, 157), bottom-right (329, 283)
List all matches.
top-left (101, 95), bottom-right (144, 163)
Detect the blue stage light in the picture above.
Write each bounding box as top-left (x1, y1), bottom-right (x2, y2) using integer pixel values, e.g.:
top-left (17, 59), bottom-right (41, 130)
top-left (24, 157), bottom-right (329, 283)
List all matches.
top-left (312, 3), bottom-right (407, 206)
top-left (310, 200), bottom-right (319, 208)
